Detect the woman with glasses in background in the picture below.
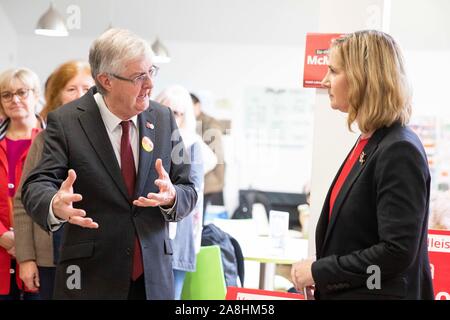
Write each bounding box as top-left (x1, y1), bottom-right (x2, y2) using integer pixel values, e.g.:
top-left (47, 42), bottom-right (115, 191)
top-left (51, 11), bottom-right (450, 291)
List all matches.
top-left (13, 60), bottom-right (94, 300)
top-left (155, 85), bottom-right (217, 300)
top-left (0, 67), bottom-right (45, 300)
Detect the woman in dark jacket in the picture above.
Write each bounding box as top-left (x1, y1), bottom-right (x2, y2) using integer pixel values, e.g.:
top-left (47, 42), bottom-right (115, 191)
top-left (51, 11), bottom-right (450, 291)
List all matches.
top-left (291, 30), bottom-right (433, 300)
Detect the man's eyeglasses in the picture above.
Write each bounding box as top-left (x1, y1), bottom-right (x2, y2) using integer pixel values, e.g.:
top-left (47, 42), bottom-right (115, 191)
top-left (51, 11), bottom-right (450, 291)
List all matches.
top-left (0, 88), bottom-right (32, 103)
top-left (110, 65), bottom-right (159, 86)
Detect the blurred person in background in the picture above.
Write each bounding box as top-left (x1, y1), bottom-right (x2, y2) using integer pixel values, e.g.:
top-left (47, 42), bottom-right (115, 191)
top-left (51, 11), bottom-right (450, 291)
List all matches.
top-left (156, 85), bottom-right (217, 299)
top-left (14, 60), bottom-right (94, 299)
top-left (191, 93), bottom-right (225, 219)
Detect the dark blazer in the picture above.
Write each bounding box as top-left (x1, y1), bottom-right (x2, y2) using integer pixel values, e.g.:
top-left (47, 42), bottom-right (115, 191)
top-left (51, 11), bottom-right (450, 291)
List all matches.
top-left (312, 122), bottom-right (434, 300)
top-left (22, 87), bottom-right (197, 299)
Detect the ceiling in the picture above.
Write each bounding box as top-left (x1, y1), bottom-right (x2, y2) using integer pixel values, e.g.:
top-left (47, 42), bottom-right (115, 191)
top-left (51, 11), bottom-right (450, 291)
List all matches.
top-left (0, 0), bottom-right (320, 46)
top-left (1, 0), bottom-right (449, 50)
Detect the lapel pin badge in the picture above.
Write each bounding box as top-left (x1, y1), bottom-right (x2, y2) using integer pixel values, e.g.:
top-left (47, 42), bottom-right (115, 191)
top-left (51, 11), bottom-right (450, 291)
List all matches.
top-left (359, 151), bottom-right (366, 164)
top-left (146, 121), bottom-right (154, 129)
top-left (142, 136), bottom-right (154, 153)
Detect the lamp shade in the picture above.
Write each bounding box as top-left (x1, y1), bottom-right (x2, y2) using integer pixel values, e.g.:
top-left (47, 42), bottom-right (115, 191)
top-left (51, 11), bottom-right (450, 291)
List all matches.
top-left (35, 3), bottom-right (68, 37)
top-left (151, 38), bottom-right (171, 63)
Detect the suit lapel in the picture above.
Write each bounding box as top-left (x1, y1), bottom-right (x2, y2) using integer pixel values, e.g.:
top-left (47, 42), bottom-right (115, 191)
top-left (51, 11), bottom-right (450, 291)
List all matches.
top-left (319, 125), bottom-right (392, 254)
top-left (314, 140), bottom-right (356, 258)
top-left (77, 90), bottom-right (130, 202)
top-left (134, 106), bottom-right (155, 201)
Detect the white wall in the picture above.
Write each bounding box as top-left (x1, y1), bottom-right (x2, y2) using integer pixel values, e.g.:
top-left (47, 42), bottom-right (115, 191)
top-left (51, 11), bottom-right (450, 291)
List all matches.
top-left (16, 35), bottom-right (91, 83)
top-left (404, 51), bottom-right (450, 117)
top-left (0, 4), bottom-right (17, 70)
top-left (390, 0), bottom-right (450, 51)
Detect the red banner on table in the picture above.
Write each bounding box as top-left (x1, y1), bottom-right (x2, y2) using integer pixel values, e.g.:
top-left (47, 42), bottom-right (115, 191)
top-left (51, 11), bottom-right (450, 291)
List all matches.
top-left (303, 33), bottom-right (346, 88)
top-left (226, 287), bottom-right (305, 300)
top-left (428, 229), bottom-right (450, 300)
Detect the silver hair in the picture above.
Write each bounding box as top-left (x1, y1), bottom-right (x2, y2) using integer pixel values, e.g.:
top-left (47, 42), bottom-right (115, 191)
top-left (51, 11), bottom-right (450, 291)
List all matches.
top-left (155, 85), bottom-right (197, 136)
top-left (89, 28), bottom-right (154, 94)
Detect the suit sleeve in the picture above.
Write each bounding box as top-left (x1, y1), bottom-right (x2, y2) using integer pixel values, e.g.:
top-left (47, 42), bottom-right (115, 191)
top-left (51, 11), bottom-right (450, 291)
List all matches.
top-left (312, 140), bottom-right (430, 293)
top-left (22, 112), bottom-right (69, 232)
top-left (163, 110), bottom-right (198, 222)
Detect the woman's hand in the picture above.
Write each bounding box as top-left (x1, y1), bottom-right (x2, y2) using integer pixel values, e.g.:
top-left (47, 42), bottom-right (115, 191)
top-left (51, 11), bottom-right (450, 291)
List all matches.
top-left (0, 230), bottom-right (15, 250)
top-left (291, 258), bottom-right (315, 292)
top-left (7, 246), bottom-right (15, 257)
top-left (19, 260), bottom-right (40, 292)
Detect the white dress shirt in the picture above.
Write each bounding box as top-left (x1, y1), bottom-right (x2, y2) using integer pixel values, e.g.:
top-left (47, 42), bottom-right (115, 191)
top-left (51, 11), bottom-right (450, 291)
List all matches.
top-left (94, 93), bottom-right (139, 172)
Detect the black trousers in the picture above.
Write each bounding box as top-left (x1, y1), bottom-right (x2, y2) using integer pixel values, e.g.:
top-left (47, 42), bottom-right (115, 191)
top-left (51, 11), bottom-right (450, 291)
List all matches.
top-left (128, 275), bottom-right (146, 300)
top-left (0, 261), bottom-right (54, 300)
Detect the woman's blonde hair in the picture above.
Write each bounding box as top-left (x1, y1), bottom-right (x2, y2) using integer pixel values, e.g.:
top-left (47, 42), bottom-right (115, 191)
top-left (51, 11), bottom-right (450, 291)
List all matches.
top-left (331, 30), bottom-right (412, 133)
top-left (40, 60), bottom-right (91, 119)
top-left (0, 67), bottom-right (40, 114)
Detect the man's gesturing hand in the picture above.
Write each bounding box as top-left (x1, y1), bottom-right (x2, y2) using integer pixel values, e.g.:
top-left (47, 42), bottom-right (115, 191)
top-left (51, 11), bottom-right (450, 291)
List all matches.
top-left (133, 158), bottom-right (176, 208)
top-left (52, 169), bottom-right (99, 228)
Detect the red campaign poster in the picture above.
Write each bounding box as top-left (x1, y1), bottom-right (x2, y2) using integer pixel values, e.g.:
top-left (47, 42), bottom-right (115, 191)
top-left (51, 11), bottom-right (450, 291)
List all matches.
top-left (428, 229), bottom-right (450, 300)
top-left (303, 33), bottom-right (346, 88)
top-left (226, 287), bottom-right (305, 300)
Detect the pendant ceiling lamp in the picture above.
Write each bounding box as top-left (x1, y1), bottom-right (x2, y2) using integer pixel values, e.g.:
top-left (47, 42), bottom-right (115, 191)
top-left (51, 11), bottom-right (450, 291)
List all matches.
top-left (151, 37), bottom-right (171, 63)
top-left (35, 2), bottom-right (68, 37)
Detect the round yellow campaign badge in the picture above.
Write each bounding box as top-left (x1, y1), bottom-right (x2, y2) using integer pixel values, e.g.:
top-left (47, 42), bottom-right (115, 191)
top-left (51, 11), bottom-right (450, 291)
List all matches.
top-left (142, 136), bottom-right (154, 153)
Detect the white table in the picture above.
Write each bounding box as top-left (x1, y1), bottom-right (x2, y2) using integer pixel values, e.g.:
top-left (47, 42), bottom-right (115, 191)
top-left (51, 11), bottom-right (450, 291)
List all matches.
top-left (210, 218), bottom-right (309, 290)
top-left (243, 236), bottom-right (308, 290)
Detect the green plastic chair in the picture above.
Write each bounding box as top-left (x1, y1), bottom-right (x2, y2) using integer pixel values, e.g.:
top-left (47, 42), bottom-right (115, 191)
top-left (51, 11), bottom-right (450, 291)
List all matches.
top-left (181, 245), bottom-right (227, 300)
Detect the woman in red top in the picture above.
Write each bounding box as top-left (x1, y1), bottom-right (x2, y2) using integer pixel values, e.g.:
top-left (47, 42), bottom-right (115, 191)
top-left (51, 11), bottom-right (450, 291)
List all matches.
top-left (14, 61), bottom-right (93, 300)
top-left (0, 68), bottom-right (44, 299)
top-left (291, 30), bottom-right (433, 299)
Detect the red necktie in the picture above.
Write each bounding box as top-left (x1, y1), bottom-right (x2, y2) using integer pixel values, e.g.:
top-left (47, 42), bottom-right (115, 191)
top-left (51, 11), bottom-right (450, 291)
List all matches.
top-left (120, 121), bottom-right (143, 281)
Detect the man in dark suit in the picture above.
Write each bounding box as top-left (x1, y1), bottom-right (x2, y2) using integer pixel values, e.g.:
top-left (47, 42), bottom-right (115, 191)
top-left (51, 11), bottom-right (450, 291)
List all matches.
top-left (22, 28), bottom-right (197, 299)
